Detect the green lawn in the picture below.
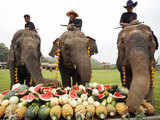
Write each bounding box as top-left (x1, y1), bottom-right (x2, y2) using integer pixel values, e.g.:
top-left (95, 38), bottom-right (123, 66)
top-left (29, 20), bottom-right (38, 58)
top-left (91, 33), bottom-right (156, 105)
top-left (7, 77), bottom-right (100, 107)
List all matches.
top-left (0, 69), bottom-right (160, 113)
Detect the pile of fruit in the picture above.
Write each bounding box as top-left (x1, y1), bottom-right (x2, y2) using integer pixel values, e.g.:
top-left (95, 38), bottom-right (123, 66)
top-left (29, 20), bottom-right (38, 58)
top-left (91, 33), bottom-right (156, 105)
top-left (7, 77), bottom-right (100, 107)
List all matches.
top-left (0, 83), bottom-right (155, 120)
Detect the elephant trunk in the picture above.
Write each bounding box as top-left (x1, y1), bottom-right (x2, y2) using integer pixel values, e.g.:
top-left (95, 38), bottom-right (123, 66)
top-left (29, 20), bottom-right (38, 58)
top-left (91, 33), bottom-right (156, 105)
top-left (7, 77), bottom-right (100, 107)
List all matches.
top-left (23, 49), bottom-right (43, 84)
top-left (73, 54), bottom-right (91, 85)
top-left (126, 48), bottom-right (150, 113)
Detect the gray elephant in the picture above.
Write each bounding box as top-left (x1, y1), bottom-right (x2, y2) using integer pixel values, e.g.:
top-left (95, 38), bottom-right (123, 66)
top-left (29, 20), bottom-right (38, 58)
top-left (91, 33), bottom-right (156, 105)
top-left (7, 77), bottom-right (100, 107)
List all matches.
top-left (49, 31), bottom-right (98, 87)
top-left (8, 30), bottom-right (61, 88)
top-left (116, 24), bottom-right (158, 113)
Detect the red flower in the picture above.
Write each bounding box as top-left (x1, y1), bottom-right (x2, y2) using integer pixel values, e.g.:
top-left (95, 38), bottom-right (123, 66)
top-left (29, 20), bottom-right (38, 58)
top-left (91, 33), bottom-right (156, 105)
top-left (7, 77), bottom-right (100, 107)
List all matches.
top-left (1, 90), bottom-right (10, 95)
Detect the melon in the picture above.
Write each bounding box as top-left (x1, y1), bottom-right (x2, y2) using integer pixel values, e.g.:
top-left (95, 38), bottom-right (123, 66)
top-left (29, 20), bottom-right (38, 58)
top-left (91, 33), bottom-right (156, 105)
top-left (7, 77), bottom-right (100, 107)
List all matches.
top-left (69, 90), bottom-right (78, 99)
top-left (54, 89), bottom-right (67, 97)
top-left (21, 93), bottom-right (36, 102)
top-left (15, 85), bottom-right (28, 96)
top-left (39, 91), bottom-right (53, 101)
top-left (112, 92), bottom-right (126, 99)
top-left (33, 84), bottom-right (43, 93)
top-left (1, 90), bottom-right (10, 96)
top-left (4, 91), bottom-right (16, 100)
top-left (24, 104), bottom-right (40, 119)
top-left (38, 105), bottom-right (50, 120)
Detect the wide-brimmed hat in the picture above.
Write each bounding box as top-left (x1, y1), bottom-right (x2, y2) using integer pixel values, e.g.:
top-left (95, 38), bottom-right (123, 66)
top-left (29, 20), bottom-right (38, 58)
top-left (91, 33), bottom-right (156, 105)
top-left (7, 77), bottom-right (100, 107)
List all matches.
top-left (24, 14), bottom-right (30, 18)
top-left (66, 10), bottom-right (79, 17)
top-left (124, 0), bottom-right (138, 8)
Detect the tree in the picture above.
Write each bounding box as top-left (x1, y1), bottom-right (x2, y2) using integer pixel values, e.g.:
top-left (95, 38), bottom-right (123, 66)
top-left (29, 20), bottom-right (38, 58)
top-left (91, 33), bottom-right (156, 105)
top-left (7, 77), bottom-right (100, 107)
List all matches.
top-left (0, 43), bottom-right (9, 62)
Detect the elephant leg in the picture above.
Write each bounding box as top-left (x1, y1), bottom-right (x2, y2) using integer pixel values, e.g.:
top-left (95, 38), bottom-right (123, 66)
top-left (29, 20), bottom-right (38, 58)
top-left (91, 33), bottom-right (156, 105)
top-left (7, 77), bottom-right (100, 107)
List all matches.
top-left (18, 66), bottom-right (25, 84)
top-left (145, 70), bottom-right (154, 105)
top-left (72, 69), bottom-right (82, 85)
top-left (126, 66), bottom-right (132, 89)
top-left (9, 62), bottom-right (15, 89)
top-left (23, 65), bottom-right (32, 86)
top-left (59, 65), bottom-right (71, 87)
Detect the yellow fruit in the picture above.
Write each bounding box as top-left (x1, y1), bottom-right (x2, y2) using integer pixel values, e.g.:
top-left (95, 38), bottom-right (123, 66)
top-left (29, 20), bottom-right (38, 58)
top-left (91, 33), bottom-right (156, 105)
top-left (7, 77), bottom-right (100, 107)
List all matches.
top-left (139, 105), bottom-right (146, 114)
top-left (96, 105), bottom-right (107, 119)
top-left (50, 105), bottom-right (62, 119)
top-left (86, 105), bottom-right (95, 119)
top-left (106, 104), bottom-right (116, 116)
top-left (0, 105), bottom-right (6, 118)
top-left (62, 104), bottom-right (73, 120)
top-left (5, 104), bottom-right (17, 117)
top-left (105, 91), bottom-right (109, 96)
top-left (75, 104), bottom-right (86, 115)
top-left (142, 100), bottom-right (155, 114)
top-left (15, 106), bottom-right (27, 119)
top-left (115, 103), bottom-right (128, 116)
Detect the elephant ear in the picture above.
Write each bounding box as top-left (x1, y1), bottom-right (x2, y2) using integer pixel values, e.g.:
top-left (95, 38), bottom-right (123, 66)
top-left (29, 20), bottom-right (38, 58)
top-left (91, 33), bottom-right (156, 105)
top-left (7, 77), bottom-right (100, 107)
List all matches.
top-left (49, 38), bottom-right (61, 57)
top-left (86, 36), bottom-right (98, 56)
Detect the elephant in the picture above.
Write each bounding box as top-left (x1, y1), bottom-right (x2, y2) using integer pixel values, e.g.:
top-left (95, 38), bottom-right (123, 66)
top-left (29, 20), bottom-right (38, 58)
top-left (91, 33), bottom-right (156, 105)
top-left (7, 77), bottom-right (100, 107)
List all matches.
top-left (8, 30), bottom-right (61, 88)
top-left (49, 31), bottom-right (98, 87)
top-left (116, 24), bottom-right (158, 113)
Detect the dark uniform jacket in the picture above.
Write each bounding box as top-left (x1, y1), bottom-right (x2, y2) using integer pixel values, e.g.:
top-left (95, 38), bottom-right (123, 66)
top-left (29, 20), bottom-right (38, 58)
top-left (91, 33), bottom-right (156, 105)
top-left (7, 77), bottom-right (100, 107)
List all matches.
top-left (69, 19), bottom-right (82, 30)
top-left (25, 22), bottom-right (35, 30)
top-left (120, 12), bottom-right (137, 23)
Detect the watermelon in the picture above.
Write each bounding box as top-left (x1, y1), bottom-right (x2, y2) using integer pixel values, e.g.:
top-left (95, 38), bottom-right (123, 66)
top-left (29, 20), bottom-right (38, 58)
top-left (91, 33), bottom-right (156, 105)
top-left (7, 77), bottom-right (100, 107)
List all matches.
top-left (33, 84), bottom-right (43, 93)
top-left (54, 89), bottom-right (67, 97)
top-left (112, 92), bottom-right (126, 99)
top-left (69, 90), bottom-right (78, 99)
top-left (40, 87), bottom-right (54, 94)
top-left (1, 90), bottom-right (10, 96)
top-left (4, 91), bottom-right (16, 99)
top-left (98, 93), bottom-right (105, 99)
top-left (39, 91), bottom-right (53, 101)
top-left (117, 87), bottom-right (129, 96)
top-left (21, 93), bottom-right (37, 102)
top-left (15, 85), bottom-right (28, 96)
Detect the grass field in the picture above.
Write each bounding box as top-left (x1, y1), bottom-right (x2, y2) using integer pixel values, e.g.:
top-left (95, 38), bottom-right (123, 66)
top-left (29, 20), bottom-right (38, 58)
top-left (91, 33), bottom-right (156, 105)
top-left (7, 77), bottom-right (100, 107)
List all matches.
top-left (0, 69), bottom-right (160, 113)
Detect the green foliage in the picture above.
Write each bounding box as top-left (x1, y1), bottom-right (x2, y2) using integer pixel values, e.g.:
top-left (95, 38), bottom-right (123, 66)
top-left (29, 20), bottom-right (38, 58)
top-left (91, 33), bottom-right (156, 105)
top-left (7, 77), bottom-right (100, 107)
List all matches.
top-left (0, 43), bottom-right (9, 62)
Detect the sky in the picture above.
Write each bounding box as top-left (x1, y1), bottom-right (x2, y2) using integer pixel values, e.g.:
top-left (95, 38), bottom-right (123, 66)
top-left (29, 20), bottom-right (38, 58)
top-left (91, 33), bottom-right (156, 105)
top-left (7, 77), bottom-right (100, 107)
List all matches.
top-left (0, 0), bottom-right (160, 64)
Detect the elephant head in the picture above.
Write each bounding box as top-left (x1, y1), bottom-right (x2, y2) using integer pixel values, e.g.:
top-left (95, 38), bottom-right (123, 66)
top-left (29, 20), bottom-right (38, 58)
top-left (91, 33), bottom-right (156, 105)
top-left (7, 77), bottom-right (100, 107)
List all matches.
top-left (117, 24), bottom-right (158, 113)
top-left (49, 32), bottom-right (98, 86)
top-left (9, 30), bottom-right (61, 87)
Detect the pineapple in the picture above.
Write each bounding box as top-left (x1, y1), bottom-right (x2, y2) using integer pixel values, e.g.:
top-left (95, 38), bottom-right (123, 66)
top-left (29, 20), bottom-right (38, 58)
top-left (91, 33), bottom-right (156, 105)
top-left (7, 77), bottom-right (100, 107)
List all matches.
top-left (142, 100), bottom-right (155, 114)
top-left (15, 106), bottom-right (27, 119)
top-left (75, 104), bottom-right (86, 120)
top-left (0, 105), bottom-right (6, 118)
top-left (115, 103), bottom-right (128, 116)
top-left (86, 104), bottom-right (95, 119)
top-left (50, 105), bottom-right (62, 120)
top-left (5, 104), bottom-right (17, 118)
top-left (96, 105), bottom-right (107, 119)
top-left (62, 104), bottom-right (73, 120)
top-left (106, 104), bottom-right (116, 117)
top-left (139, 105), bottom-right (146, 114)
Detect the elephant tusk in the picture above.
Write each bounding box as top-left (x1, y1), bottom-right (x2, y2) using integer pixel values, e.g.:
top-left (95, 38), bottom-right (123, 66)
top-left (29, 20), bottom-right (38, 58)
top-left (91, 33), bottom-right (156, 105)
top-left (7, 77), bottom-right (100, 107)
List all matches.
top-left (73, 64), bottom-right (77, 69)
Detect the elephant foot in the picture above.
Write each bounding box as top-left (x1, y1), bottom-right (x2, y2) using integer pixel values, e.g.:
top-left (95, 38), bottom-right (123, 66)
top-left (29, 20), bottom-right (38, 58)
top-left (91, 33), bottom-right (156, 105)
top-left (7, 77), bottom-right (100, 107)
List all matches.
top-left (38, 78), bottom-right (62, 88)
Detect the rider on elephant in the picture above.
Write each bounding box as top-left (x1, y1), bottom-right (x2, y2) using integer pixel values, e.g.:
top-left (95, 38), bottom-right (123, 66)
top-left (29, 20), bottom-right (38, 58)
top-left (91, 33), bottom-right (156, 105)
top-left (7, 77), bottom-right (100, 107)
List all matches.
top-left (120, 0), bottom-right (139, 28)
top-left (66, 10), bottom-right (82, 31)
top-left (24, 14), bottom-right (36, 31)
top-left (120, 0), bottom-right (158, 49)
